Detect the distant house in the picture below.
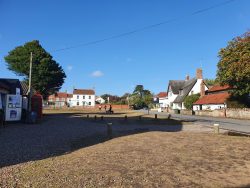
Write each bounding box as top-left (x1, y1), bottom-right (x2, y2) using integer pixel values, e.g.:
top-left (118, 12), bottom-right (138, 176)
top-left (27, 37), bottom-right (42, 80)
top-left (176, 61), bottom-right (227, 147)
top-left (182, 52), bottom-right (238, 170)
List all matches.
top-left (166, 69), bottom-right (209, 110)
top-left (67, 94), bottom-right (73, 107)
top-left (193, 85), bottom-right (232, 111)
top-left (48, 92), bottom-right (72, 107)
top-left (154, 92), bottom-right (168, 108)
top-left (72, 89), bottom-right (95, 107)
top-left (95, 96), bottom-right (105, 104)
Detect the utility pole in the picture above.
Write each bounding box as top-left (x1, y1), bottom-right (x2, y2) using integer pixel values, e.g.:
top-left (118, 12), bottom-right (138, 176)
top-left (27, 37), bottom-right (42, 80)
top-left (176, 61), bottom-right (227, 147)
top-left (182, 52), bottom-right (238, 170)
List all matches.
top-left (28, 52), bottom-right (33, 112)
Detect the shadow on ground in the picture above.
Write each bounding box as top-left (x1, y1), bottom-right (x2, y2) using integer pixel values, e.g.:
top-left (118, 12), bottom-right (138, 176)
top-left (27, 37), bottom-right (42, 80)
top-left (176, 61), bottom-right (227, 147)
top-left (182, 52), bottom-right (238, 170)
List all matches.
top-left (0, 112), bottom-right (184, 168)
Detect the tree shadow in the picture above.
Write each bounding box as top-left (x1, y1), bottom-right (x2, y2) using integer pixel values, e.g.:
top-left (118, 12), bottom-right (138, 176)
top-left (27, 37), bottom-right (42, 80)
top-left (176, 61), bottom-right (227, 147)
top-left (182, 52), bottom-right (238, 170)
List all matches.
top-left (0, 112), bottom-right (184, 168)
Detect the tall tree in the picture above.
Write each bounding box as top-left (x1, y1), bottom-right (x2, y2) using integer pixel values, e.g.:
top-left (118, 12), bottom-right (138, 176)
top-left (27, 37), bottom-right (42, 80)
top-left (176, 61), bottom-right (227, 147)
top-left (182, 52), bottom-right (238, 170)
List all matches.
top-left (130, 85), bottom-right (153, 109)
top-left (5, 40), bottom-right (66, 99)
top-left (216, 31), bottom-right (250, 97)
top-left (184, 94), bottom-right (200, 110)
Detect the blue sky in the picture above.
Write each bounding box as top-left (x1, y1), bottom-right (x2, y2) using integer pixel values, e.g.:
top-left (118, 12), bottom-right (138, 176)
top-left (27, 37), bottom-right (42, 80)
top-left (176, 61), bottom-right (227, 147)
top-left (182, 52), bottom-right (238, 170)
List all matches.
top-left (0, 0), bottom-right (249, 96)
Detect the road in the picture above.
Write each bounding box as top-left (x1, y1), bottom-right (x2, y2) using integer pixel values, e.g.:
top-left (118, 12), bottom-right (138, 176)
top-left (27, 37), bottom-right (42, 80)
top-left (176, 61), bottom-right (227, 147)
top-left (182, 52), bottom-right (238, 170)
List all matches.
top-left (141, 110), bottom-right (250, 133)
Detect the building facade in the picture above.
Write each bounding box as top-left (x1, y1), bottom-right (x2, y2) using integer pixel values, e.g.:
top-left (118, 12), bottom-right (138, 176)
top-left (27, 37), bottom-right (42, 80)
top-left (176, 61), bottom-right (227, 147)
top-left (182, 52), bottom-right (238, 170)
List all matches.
top-left (193, 85), bottom-right (232, 111)
top-left (154, 92), bottom-right (168, 108)
top-left (72, 89), bottom-right (95, 107)
top-left (166, 68), bottom-right (209, 110)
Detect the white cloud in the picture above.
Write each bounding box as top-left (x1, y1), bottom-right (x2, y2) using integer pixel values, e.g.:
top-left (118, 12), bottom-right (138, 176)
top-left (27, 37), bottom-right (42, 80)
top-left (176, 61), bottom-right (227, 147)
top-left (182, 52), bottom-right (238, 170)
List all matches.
top-left (67, 65), bottom-right (73, 71)
top-left (91, 70), bottom-right (104, 77)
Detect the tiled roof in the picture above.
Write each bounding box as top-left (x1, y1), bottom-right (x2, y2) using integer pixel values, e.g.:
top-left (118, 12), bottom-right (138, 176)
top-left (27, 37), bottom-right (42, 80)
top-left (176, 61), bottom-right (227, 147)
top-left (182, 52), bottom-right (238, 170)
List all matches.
top-left (67, 94), bottom-right (73, 98)
top-left (194, 92), bottom-right (230, 105)
top-left (208, 85), bottom-right (232, 92)
top-left (156, 92), bottom-right (168, 98)
top-left (73, 89), bottom-right (95, 95)
top-left (55, 92), bottom-right (68, 98)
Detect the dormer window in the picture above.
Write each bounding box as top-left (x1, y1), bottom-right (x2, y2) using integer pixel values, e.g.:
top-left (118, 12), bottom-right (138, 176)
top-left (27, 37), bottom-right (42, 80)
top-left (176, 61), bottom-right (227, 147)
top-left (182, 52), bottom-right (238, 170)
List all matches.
top-left (179, 90), bottom-right (183, 95)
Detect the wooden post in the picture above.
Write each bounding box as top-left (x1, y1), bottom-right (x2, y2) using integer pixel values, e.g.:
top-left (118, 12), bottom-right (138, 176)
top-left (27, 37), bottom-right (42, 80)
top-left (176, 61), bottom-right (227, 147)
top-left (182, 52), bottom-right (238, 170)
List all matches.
top-left (101, 116), bottom-right (104, 120)
top-left (139, 115), bottom-right (142, 120)
top-left (94, 115), bottom-right (97, 120)
top-left (87, 114), bottom-right (89, 118)
top-left (107, 123), bottom-right (113, 139)
top-left (214, 124), bottom-right (219, 134)
top-left (155, 114), bottom-right (157, 119)
top-left (124, 115), bottom-right (127, 120)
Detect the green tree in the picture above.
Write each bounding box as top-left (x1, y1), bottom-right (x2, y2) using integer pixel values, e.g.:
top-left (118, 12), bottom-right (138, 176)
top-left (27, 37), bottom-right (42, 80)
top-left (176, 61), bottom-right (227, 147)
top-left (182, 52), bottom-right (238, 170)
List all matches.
top-left (130, 85), bottom-right (153, 109)
top-left (217, 31), bottom-right (250, 97)
top-left (133, 85), bottom-right (144, 98)
top-left (4, 40), bottom-right (66, 99)
top-left (184, 94), bottom-right (200, 110)
top-left (204, 79), bottom-right (218, 87)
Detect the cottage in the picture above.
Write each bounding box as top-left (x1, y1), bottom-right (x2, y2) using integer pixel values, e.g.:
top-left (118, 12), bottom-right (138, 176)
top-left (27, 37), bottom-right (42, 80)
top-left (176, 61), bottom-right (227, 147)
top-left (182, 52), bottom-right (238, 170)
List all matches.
top-left (166, 68), bottom-right (209, 110)
top-left (193, 85), bottom-right (232, 111)
top-left (154, 92), bottom-right (168, 108)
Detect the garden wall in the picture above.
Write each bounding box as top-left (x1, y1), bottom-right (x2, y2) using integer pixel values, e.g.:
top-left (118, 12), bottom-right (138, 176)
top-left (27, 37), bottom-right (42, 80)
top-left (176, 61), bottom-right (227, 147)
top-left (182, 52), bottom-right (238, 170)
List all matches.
top-left (195, 109), bottom-right (225, 118)
top-left (95, 104), bottom-right (129, 109)
top-left (194, 108), bottom-right (250, 120)
top-left (180, 110), bottom-right (193, 115)
top-left (226, 108), bottom-right (250, 120)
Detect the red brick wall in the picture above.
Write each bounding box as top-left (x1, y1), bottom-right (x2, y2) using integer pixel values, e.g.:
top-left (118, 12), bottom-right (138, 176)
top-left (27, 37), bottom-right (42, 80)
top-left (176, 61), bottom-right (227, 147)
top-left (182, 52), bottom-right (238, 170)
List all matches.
top-left (95, 104), bottom-right (129, 109)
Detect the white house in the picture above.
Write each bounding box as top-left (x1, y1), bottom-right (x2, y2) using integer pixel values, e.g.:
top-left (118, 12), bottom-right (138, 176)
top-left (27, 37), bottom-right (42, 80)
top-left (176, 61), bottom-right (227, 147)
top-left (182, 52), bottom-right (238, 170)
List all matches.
top-left (72, 89), bottom-right (95, 107)
top-left (193, 85), bottom-right (232, 111)
top-left (154, 92), bottom-right (168, 108)
top-left (95, 96), bottom-right (105, 104)
top-left (166, 68), bottom-right (209, 110)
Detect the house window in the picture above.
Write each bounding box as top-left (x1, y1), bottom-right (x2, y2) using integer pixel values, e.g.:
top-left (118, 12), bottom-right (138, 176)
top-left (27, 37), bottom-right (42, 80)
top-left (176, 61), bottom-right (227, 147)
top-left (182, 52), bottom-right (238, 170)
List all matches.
top-left (77, 102), bottom-right (79, 106)
top-left (89, 96), bottom-right (91, 99)
top-left (179, 90), bottom-right (183, 95)
top-left (83, 95), bottom-right (85, 99)
top-left (77, 95), bottom-right (79, 99)
top-left (89, 102), bottom-right (91, 105)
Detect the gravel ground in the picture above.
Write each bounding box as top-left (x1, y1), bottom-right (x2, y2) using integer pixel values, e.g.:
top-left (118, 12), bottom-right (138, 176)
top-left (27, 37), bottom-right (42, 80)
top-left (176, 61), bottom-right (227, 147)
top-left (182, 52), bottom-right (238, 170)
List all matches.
top-left (1, 131), bottom-right (250, 187)
top-left (2, 111), bottom-right (247, 187)
top-left (0, 111), bottom-right (211, 168)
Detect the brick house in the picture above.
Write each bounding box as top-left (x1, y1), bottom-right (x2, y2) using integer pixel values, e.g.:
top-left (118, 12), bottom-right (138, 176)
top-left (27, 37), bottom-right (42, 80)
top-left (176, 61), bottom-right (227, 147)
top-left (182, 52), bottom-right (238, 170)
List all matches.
top-left (48, 92), bottom-right (72, 107)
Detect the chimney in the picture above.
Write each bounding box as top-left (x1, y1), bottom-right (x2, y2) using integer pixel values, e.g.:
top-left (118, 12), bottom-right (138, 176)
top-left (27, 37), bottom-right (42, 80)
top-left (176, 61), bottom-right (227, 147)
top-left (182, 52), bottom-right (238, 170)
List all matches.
top-left (185, 75), bottom-right (190, 81)
top-left (200, 82), bottom-right (205, 97)
top-left (196, 68), bottom-right (203, 79)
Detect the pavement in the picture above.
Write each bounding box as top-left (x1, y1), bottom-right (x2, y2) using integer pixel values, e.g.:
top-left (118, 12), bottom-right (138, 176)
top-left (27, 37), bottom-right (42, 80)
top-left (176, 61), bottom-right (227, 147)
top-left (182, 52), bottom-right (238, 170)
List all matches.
top-left (141, 110), bottom-right (250, 133)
